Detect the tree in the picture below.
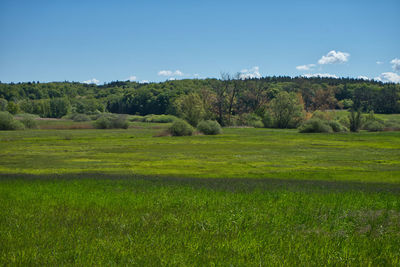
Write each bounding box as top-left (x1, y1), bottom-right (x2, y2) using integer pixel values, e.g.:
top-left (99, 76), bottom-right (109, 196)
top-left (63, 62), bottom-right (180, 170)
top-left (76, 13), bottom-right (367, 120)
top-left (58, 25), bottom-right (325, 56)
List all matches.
top-left (7, 101), bottom-right (19, 114)
top-left (0, 98), bottom-right (8, 111)
top-left (49, 98), bottom-right (70, 118)
top-left (174, 93), bottom-right (205, 126)
top-left (349, 109), bottom-right (363, 132)
top-left (312, 88), bottom-right (338, 110)
top-left (269, 91), bottom-right (305, 128)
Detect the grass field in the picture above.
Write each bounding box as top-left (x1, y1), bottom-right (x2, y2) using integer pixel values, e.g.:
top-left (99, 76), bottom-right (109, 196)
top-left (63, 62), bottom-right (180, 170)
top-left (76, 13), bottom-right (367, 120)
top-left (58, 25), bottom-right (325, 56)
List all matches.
top-left (1, 123), bottom-right (400, 265)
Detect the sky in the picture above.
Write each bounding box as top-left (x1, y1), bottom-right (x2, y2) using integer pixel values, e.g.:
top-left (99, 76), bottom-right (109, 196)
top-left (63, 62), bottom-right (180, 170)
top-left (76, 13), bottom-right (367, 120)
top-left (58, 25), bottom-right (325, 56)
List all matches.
top-left (0, 0), bottom-right (399, 84)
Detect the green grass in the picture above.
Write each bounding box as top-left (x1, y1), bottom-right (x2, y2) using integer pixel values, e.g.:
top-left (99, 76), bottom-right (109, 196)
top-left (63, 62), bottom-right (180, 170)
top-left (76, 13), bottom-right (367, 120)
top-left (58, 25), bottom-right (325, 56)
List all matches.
top-left (1, 126), bottom-right (399, 182)
top-left (1, 124), bottom-right (400, 265)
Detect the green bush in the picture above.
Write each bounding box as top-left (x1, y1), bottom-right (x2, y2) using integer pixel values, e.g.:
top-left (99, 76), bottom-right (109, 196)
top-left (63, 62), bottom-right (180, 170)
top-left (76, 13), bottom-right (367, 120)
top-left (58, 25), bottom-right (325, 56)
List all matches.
top-left (262, 111), bottom-right (274, 128)
top-left (383, 119), bottom-right (400, 131)
top-left (233, 113), bottom-right (263, 128)
top-left (338, 116), bottom-right (350, 128)
top-left (168, 120), bottom-right (194, 136)
top-left (174, 93), bottom-right (205, 127)
top-left (197, 120), bottom-right (222, 135)
top-left (93, 114), bottom-right (129, 129)
top-left (144, 114), bottom-right (177, 123)
top-left (72, 113), bottom-right (91, 122)
top-left (0, 112), bottom-right (25, 130)
top-left (269, 91), bottom-right (305, 128)
top-left (363, 121), bottom-right (384, 132)
top-left (19, 114), bottom-right (38, 129)
top-left (298, 118), bottom-right (332, 133)
top-left (339, 99), bottom-right (354, 109)
top-left (328, 120), bottom-right (347, 132)
top-left (129, 115), bottom-right (145, 122)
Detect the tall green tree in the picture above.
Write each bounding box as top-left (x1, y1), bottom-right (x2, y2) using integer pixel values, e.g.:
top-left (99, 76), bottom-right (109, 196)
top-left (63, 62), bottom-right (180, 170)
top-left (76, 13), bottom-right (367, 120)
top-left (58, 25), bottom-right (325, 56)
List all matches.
top-left (269, 91), bottom-right (305, 128)
top-left (174, 93), bottom-right (205, 127)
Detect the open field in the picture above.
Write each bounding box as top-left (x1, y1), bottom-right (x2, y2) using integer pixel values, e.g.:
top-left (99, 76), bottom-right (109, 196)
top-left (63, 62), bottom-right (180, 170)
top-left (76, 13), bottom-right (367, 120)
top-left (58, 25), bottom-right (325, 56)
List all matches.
top-left (1, 124), bottom-right (400, 265)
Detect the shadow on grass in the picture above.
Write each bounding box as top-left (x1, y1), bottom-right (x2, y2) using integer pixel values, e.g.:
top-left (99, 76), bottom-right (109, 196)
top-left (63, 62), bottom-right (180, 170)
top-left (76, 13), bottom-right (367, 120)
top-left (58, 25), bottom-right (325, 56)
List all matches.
top-left (1, 173), bottom-right (400, 194)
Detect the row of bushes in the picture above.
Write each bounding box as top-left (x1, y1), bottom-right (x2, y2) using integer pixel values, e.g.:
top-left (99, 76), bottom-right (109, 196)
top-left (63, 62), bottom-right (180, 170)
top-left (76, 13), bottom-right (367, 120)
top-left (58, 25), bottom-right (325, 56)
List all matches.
top-left (297, 110), bottom-right (396, 133)
top-left (168, 119), bottom-right (222, 136)
top-left (130, 114), bottom-right (178, 123)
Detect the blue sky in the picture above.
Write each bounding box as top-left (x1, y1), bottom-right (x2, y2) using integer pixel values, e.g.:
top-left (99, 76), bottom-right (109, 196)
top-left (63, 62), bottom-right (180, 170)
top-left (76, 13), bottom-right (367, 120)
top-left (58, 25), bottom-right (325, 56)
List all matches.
top-left (0, 0), bottom-right (399, 84)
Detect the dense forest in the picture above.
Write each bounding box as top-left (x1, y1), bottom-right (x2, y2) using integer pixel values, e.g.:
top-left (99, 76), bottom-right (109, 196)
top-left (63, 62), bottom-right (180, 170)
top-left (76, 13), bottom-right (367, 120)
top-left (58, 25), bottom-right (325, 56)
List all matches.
top-left (0, 76), bottom-right (399, 125)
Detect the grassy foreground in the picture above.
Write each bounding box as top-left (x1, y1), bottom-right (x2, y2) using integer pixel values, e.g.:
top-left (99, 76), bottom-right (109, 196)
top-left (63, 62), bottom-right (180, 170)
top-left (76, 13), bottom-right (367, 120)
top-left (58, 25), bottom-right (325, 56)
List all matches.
top-left (1, 124), bottom-right (400, 265)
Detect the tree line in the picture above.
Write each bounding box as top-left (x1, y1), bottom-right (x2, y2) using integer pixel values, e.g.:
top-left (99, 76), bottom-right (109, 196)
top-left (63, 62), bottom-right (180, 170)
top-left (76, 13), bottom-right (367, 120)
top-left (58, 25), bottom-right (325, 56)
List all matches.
top-left (0, 76), bottom-right (399, 123)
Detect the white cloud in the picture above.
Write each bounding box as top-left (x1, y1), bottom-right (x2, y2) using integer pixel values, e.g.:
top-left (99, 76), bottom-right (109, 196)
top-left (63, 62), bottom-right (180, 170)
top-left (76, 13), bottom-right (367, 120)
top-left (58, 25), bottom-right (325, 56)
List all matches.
top-left (318, 50), bottom-right (350, 65)
top-left (127, 75), bottom-right (137, 82)
top-left (302, 73), bottom-right (338, 78)
top-left (158, 70), bottom-right (173, 76)
top-left (374, 72), bottom-right (400, 83)
top-left (174, 70), bottom-right (183, 76)
top-left (376, 61), bottom-right (384, 65)
top-left (83, 78), bottom-right (100, 85)
top-left (357, 75), bottom-right (370, 80)
top-left (390, 58), bottom-right (400, 72)
top-left (168, 77), bottom-right (176, 81)
top-left (158, 70), bottom-right (184, 76)
top-left (296, 64), bottom-right (316, 71)
top-left (139, 80), bottom-right (149, 84)
top-left (239, 66), bottom-right (262, 79)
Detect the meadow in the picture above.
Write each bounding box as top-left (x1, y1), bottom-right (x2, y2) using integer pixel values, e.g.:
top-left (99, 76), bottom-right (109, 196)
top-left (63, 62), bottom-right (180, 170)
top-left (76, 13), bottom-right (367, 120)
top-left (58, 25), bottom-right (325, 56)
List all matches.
top-left (1, 122), bottom-right (400, 265)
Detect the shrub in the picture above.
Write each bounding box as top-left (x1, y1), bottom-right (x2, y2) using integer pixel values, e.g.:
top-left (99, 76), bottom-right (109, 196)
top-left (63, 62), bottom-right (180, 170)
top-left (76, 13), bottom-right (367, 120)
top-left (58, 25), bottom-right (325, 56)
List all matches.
top-left (93, 116), bottom-right (110, 129)
top-left (168, 119), bottom-right (194, 136)
top-left (129, 115), bottom-right (145, 122)
top-left (251, 120), bottom-right (264, 128)
top-left (72, 113), bottom-right (91, 122)
top-left (20, 115), bottom-right (38, 129)
top-left (197, 120), bottom-right (222, 135)
top-left (233, 113), bottom-right (263, 128)
top-left (174, 93), bottom-right (205, 127)
top-left (0, 111), bottom-right (25, 130)
top-left (328, 120), bottom-right (347, 132)
top-left (363, 121), bottom-right (384, 132)
top-left (93, 114), bottom-right (129, 129)
top-left (383, 119), bottom-right (400, 131)
top-left (298, 118), bottom-right (332, 133)
top-left (311, 110), bottom-right (332, 121)
top-left (262, 111), bottom-right (274, 128)
top-left (338, 116), bottom-right (350, 128)
top-left (144, 114), bottom-right (177, 123)
top-left (339, 99), bottom-right (354, 109)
